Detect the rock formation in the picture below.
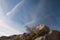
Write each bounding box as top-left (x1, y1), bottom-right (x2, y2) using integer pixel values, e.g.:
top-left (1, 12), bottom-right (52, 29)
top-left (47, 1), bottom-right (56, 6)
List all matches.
top-left (35, 24), bottom-right (60, 40)
top-left (0, 24), bottom-right (60, 40)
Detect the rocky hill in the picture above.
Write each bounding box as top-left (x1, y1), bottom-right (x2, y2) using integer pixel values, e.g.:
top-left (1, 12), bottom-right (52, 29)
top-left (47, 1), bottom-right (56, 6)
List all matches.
top-left (0, 24), bottom-right (60, 40)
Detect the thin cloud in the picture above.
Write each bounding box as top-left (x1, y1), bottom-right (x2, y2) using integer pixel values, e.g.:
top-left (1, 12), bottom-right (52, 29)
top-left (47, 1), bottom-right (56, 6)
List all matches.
top-left (23, 0), bottom-right (50, 27)
top-left (24, 20), bottom-right (36, 27)
top-left (0, 20), bottom-right (21, 36)
top-left (0, 6), bottom-right (22, 36)
top-left (6, 0), bottom-right (24, 16)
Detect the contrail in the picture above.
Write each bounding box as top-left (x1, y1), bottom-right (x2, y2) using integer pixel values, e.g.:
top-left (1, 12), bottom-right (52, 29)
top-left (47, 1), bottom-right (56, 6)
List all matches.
top-left (6, 0), bottom-right (24, 16)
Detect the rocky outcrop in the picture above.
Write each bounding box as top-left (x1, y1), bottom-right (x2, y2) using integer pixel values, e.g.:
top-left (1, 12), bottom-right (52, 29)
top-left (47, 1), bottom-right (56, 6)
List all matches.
top-left (35, 30), bottom-right (60, 40)
top-left (0, 24), bottom-right (60, 40)
top-left (35, 24), bottom-right (60, 40)
top-left (35, 24), bottom-right (50, 34)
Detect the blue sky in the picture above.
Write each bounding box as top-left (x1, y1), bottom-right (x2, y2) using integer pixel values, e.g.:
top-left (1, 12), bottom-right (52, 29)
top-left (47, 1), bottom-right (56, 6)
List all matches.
top-left (0, 0), bottom-right (60, 36)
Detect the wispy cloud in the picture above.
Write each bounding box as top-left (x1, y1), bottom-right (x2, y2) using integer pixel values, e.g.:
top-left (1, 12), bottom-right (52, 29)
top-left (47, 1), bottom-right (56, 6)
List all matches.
top-left (6, 0), bottom-right (24, 16)
top-left (5, 0), bottom-right (56, 33)
top-left (0, 6), bottom-right (21, 36)
top-left (23, 0), bottom-right (52, 27)
top-left (0, 20), bottom-right (21, 36)
top-left (24, 19), bottom-right (36, 27)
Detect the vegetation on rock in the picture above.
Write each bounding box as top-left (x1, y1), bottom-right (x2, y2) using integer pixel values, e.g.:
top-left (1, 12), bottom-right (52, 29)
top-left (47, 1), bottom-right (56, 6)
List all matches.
top-left (0, 24), bottom-right (60, 40)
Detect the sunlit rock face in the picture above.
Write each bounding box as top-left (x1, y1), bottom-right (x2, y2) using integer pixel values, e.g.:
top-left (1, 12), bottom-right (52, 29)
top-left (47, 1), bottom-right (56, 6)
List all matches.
top-left (35, 24), bottom-right (50, 33)
top-left (36, 24), bottom-right (46, 30)
top-left (35, 24), bottom-right (60, 40)
top-left (35, 36), bottom-right (45, 40)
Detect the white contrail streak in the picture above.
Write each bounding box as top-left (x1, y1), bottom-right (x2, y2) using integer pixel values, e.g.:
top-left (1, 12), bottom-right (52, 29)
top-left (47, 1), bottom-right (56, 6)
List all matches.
top-left (6, 0), bottom-right (24, 16)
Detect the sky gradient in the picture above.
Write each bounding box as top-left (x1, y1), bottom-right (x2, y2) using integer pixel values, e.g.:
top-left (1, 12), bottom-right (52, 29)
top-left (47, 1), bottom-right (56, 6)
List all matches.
top-left (0, 0), bottom-right (60, 36)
